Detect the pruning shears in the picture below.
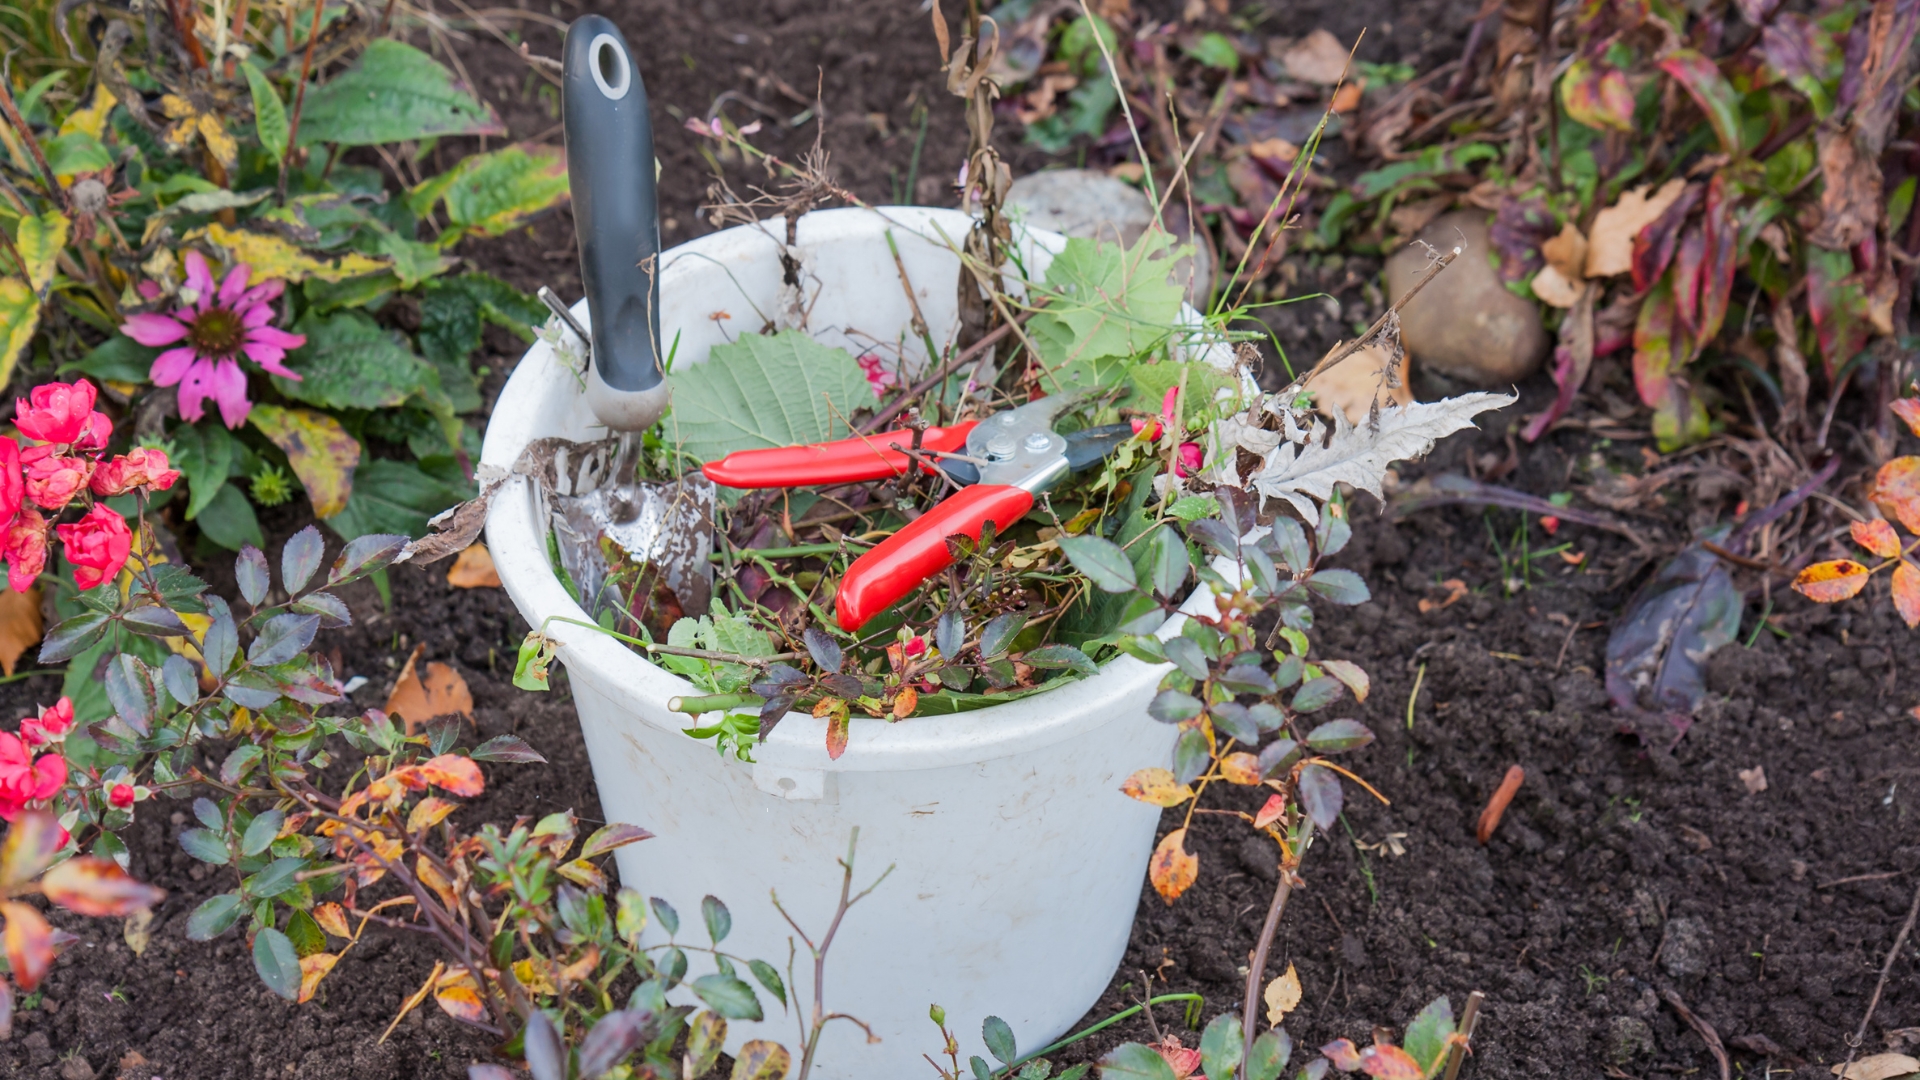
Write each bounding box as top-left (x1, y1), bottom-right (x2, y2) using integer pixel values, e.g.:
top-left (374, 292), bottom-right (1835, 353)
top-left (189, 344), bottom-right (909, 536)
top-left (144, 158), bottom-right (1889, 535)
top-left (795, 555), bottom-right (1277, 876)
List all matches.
top-left (701, 393), bottom-right (1133, 632)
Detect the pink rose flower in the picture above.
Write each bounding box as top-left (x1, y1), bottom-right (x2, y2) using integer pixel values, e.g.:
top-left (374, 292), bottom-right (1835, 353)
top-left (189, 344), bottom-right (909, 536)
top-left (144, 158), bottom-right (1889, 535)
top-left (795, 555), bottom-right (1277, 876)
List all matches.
top-left (2, 507), bottom-right (47, 594)
top-left (23, 452), bottom-right (94, 510)
top-left (90, 447), bottom-right (181, 497)
top-left (108, 783), bottom-right (135, 809)
top-left (55, 505), bottom-right (132, 590)
top-left (19, 698), bottom-right (74, 748)
top-left (14, 379), bottom-right (110, 447)
top-left (0, 732), bottom-right (65, 822)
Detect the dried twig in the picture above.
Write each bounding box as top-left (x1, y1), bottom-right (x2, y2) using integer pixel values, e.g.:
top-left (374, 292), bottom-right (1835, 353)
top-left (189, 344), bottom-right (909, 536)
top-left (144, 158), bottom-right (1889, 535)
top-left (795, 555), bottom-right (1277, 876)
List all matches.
top-left (1476, 765), bottom-right (1524, 844)
top-left (1660, 987), bottom-right (1731, 1080)
top-left (1838, 877), bottom-right (1920, 1075)
top-left (1441, 990), bottom-right (1484, 1080)
top-left (859, 313), bottom-right (1027, 433)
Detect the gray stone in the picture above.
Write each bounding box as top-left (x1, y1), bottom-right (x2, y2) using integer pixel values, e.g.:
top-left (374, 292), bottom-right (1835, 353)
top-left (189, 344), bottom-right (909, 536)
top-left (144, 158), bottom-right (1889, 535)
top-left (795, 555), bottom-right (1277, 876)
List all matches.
top-left (1607, 1016), bottom-right (1655, 1063)
top-left (1006, 169), bottom-right (1212, 303)
top-left (59, 1055), bottom-right (95, 1080)
top-left (1661, 915), bottom-right (1713, 978)
top-left (1384, 210), bottom-right (1549, 386)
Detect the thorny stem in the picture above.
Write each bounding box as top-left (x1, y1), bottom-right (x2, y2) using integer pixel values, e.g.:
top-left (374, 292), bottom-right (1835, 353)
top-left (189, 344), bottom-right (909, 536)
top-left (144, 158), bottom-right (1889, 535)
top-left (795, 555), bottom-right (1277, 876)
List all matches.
top-left (1440, 990), bottom-right (1483, 1080)
top-left (1238, 836), bottom-right (1311, 1079)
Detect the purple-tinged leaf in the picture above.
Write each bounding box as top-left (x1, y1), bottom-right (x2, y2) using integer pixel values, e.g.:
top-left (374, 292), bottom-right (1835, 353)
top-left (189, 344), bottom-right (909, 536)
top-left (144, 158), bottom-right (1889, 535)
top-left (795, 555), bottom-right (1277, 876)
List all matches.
top-left (1605, 543), bottom-right (1742, 740)
top-left (281, 525), bottom-right (325, 593)
top-left (470, 735), bottom-right (548, 764)
top-left (1291, 676), bottom-right (1346, 713)
top-left (803, 626), bottom-right (843, 672)
top-left (1657, 50), bottom-right (1743, 154)
top-left (1298, 763), bottom-right (1343, 830)
top-left (1258, 738), bottom-right (1300, 779)
top-left (1305, 719), bottom-right (1374, 753)
top-left (582, 823), bottom-right (655, 860)
top-left (1806, 245), bottom-right (1871, 377)
top-left (327, 533), bottom-right (408, 586)
top-left (236, 546), bottom-right (270, 607)
top-left (1671, 223), bottom-right (1707, 338)
top-left (1561, 57), bottom-right (1635, 131)
top-left (1149, 690), bottom-right (1205, 724)
top-left (1633, 273), bottom-right (1684, 408)
top-left (1488, 195), bottom-right (1553, 286)
top-left (1630, 183), bottom-right (1702, 293)
top-left (1209, 703), bottom-right (1259, 744)
top-left (1697, 173), bottom-right (1737, 345)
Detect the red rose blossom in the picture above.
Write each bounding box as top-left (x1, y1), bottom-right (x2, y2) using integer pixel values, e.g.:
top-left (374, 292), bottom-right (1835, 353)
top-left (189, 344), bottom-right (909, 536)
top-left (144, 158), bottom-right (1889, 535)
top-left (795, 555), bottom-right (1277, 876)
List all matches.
top-left (109, 783), bottom-right (135, 809)
top-left (0, 732), bottom-right (65, 822)
top-left (15, 379), bottom-right (109, 447)
top-left (90, 447), bottom-right (181, 497)
top-left (23, 451), bottom-right (94, 510)
top-left (19, 698), bottom-right (74, 748)
top-left (56, 505), bottom-right (132, 590)
top-left (2, 507), bottom-right (47, 594)
top-left (0, 438), bottom-right (20, 531)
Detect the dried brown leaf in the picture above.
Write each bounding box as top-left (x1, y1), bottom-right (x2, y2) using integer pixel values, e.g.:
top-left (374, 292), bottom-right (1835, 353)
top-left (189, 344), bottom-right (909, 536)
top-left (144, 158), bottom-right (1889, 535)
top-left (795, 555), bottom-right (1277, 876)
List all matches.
top-left (0, 586), bottom-right (41, 678)
top-left (445, 544), bottom-right (501, 589)
top-left (383, 645), bottom-right (474, 733)
top-left (1585, 179), bottom-right (1688, 278)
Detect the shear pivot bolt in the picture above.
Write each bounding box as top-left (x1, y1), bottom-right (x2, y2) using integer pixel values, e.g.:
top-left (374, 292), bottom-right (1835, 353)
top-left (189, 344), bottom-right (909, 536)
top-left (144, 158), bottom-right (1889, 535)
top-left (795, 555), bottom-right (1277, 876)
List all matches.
top-left (1023, 433), bottom-right (1051, 451)
top-left (986, 434), bottom-right (1017, 460)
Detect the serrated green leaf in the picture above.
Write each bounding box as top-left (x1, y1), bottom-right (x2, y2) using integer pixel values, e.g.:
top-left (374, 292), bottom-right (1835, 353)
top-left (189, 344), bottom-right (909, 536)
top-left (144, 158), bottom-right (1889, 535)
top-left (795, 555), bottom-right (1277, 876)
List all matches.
top-left (666, 330), bottom-right (876, 464)
top-left (691, 973), bottom-right (763, 1021)
top-left (1402, 997), bottom-right (1455, 1077)
top-left (296, 40), bottom-right (505, 147)
top-left (1097, 1042), bottom-right (1178, 1080)
top-left (1057, 533), bottom-right (1137, 593)
top-left (186, 892), bottom-right (245, 940)
top-left (1029, 232), bottom-right (1187, 375)
top-left (412, 142), bottom-right (569, 242)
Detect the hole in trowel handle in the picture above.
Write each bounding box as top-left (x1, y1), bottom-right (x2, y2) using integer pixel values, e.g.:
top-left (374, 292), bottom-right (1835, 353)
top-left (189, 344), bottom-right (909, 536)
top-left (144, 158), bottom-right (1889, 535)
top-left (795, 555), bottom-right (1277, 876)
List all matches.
top-left (777, 777), bottom-right (796, 792)
top-left (587, 32), bottom-right (630, 100)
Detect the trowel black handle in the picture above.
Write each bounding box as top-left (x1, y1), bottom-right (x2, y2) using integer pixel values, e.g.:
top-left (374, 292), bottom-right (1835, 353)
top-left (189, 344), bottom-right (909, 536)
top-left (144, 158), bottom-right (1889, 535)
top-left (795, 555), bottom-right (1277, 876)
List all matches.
top-left (563, 17), bottom-right (668, 432)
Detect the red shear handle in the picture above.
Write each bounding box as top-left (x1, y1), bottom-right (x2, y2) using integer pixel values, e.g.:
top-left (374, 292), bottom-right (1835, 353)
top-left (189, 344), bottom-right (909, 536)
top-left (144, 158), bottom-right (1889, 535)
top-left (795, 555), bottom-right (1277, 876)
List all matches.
top-left (834, 484), bottom-right (1035, 631)
top-left (702, 423), bottom-right (976, 488)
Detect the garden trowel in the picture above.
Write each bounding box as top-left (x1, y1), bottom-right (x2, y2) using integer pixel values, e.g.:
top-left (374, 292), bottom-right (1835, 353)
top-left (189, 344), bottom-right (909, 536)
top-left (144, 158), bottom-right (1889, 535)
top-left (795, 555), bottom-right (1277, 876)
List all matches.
top-left (552, 15), bottom-right (712, 626)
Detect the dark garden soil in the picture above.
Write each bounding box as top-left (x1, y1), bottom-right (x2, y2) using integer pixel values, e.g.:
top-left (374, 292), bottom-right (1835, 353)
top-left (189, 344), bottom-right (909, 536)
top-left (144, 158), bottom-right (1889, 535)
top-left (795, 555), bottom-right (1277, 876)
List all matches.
top-left (3, 1), bottom-right (1917, 1078)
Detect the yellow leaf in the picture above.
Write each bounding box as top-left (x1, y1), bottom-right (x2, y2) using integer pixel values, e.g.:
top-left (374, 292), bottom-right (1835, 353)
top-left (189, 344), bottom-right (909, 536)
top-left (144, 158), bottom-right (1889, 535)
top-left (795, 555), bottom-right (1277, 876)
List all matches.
top-left (190, 222), bottom-right (387, 285)
top-left (1121, 767), bottom-right (1194, 808)
top-left (123, 908), bottom-right (153, 956)
top-left (416, 854), bottom-right (459, 912)
top-left (407, 796), bottom-right (458, 833)
top-left (58, 83), bottom-right (117, 140)
top-left (1148, 827), bottom-right (1199, 904)
top-left (1219, 752), bottom-right (1262, 785)
top-left (512, 957), bottom-right (557, 994)
top-left (297, 952), bottom-right (338, 1003)
top-left (0, 277), bottom-right (39, 393)
top-left (1263, 962), bottom-right (1302, 1027)
top-left (446, 544), bottom-right (500, 588)
top-left (0, 584), bottom-right (41, 677)
top-left (197, 112), bottom-right (238, 170)
top-left (312, 902), bottom-right (352, 940)
top-left (247, 404), bottom-right (362, 517)
top-left (16, 212), bottom-right (68, 295)
top-left (433, 982), bottom-right (487, 1024)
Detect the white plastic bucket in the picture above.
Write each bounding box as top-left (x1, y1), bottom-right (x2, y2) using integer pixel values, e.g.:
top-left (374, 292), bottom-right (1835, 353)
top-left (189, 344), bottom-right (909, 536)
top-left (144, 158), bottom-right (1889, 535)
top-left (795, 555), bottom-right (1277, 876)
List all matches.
top-left (482, 207), bottom-right (1226, 1077)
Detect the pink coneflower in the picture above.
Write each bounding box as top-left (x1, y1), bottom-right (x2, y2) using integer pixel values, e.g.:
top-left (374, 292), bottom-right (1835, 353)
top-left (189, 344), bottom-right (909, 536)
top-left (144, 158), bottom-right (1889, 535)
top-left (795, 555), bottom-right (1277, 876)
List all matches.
top-left (118, 252), bottom-right (306, 428)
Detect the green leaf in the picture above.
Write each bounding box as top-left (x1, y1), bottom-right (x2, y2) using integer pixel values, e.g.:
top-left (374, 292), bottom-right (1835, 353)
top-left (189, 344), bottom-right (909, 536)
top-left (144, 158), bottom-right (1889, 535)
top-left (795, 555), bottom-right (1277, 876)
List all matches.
top-left (178, 827), bottom-right (230, 865)
top-left (278, 311), bottom-right (435, 410)
top-left (650, 896), bottom-right (680, 936)
top-left (295, 40), bottom-right (506, 148)
top-left (690, 973), bottom-right (763, 1021)
top-left (1028, 232), bottom-right (1187, 373)
top-left (43, 131), bottom-right (111, 176)
top-left (665, 330), bottom-right (876, 464)
top-left (196, 481), bottom-right (265, 551)
top-left (62, 334), bottom-right (158, 382)
top-left (1143, 525), bottom-right (1190, 597)
top-left (1402, 997), bottom-right (1455, 1077)
top-left (1096, 1042), bottom-right (1178, 1080)
top-left (285, 907), bottom-right (327, 958)
top-left (37, 611), bottom-right (109, 664)
top-left (1290, 676), bottom-right (1345, 713)
top-left (325, 458), bottom-right (471, 541)
top-left (186, 892), bottom-right (245, 940)
top-left (245, 856), bottom-right (305, 899)
top-left (253, 926), bottom-right (301, 1000)
top-left (748, 959), bottom-right (786, 1007)
top-left (1167, 496), bottom-right (1219, 522)
top-left (1022, 643), bottom-right (1098, 676)
top-left (1187, 31), bottom-right (1240, 71)
top-left (1199, 1013), bottom-right (1244, 1080)
top-left (701, 895), bottom-right (731, 944)
top-left (172, 421), bottom-right (238, 521)
top-left (1245, 1030), bottom-right (1292, 1080)
top-left (241, 59), bottom-right (289, 162)
top-left (241, 809), bottom-right (285, 857)
top-left (412, 143), bottom-right (569, 241)
top-left (983, 1016), bottom-right (1018, 1066)
top-left (1057, 534), bottom-right (1138, 593)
